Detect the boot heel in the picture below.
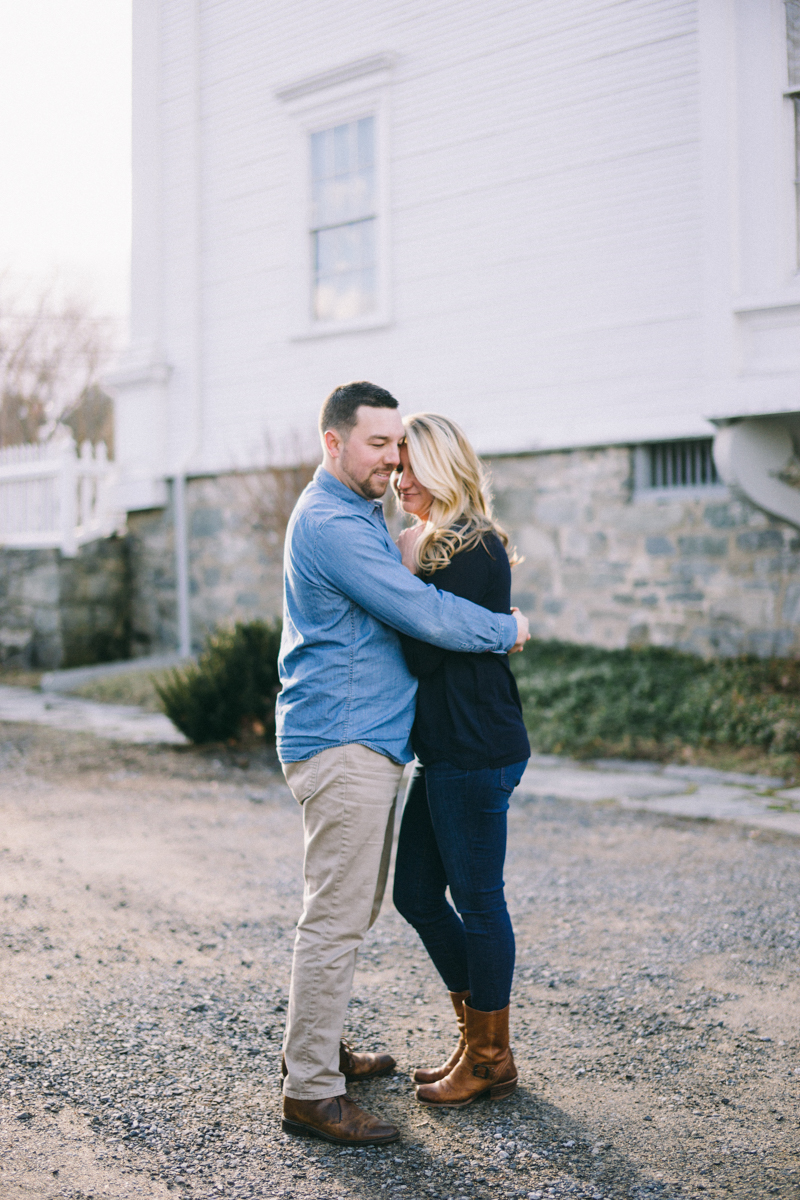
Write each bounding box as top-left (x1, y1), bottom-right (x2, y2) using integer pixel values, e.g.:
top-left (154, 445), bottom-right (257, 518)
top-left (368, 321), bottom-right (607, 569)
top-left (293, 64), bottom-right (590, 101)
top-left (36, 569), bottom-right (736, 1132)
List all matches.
top-left (282, 1117), bottom-right (320, 1139)
top-left (489, 1077), bottom-right (517, 1100)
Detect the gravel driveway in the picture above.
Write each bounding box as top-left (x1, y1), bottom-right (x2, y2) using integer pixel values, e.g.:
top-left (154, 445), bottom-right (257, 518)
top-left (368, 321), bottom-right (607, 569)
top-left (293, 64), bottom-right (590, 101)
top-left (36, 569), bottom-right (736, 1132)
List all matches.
top-left (1, 722), bottom-right (798, 1200)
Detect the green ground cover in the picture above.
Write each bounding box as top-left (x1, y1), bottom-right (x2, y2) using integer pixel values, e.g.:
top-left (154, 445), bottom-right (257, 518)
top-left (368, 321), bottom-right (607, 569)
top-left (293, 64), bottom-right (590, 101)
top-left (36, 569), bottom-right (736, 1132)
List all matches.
top-left (70, 670), bottom-right (173, 711)
top-left (510, 640), bottom-right (800, 778)
top-left (6, 625), bottom-right (798, 781)
top-left (0, 668), bottom-right (43, 689)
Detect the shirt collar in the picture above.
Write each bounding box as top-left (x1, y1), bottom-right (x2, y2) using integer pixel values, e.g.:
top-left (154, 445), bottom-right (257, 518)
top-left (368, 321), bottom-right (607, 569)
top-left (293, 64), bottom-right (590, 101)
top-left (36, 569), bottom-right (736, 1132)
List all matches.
top-left (314, 464), bottom-right (385, 514)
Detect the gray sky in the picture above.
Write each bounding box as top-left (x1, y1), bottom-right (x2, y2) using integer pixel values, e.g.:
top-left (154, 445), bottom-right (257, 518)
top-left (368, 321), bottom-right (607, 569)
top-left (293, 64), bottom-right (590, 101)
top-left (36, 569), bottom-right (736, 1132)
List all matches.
top-left (0, 0), bottom-right (131, 318)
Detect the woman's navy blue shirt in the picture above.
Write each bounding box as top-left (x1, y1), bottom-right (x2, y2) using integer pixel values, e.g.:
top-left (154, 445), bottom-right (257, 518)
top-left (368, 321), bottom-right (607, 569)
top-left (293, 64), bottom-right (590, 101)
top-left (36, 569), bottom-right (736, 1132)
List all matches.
top-left (399, 532), bottom-right (531, 770)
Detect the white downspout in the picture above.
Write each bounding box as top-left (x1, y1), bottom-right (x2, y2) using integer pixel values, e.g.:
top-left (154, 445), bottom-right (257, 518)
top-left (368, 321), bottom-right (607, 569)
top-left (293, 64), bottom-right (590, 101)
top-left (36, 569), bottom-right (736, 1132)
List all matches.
top-left (173, 471), bottom-right (192, 658)
top-left (171, 0), bottom-right (205, 659)
top-left (713, 417), bottom-right (800, 528)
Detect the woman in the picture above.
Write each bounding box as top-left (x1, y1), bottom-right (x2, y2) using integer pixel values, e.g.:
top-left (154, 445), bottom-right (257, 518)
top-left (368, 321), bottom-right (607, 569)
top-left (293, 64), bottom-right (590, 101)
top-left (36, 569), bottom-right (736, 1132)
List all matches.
top-left (391, 412), bottom-right (530, 1108)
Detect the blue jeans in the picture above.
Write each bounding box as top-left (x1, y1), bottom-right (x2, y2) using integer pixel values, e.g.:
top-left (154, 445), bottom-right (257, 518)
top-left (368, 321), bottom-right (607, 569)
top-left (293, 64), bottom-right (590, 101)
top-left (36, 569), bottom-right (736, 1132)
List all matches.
top-left (393, 758), bottom-right (527, 1013)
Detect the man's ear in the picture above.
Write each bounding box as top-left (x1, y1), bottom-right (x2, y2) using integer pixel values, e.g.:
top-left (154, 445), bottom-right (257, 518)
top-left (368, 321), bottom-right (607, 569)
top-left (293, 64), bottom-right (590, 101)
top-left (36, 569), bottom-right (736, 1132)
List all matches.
top-left (324, 428), bottom-right (342, 459)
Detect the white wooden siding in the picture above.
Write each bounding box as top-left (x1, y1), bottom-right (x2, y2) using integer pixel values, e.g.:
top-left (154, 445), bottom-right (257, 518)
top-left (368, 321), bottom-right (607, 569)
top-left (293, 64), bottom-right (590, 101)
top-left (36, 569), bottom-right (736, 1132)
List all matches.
top-left (118, 0), bottom-right (800, 483)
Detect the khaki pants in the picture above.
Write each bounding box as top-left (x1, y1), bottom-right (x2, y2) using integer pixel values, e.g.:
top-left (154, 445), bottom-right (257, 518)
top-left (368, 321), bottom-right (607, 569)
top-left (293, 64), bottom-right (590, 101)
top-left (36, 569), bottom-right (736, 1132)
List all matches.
top-left (281, 743), bottom-right (404, 1099)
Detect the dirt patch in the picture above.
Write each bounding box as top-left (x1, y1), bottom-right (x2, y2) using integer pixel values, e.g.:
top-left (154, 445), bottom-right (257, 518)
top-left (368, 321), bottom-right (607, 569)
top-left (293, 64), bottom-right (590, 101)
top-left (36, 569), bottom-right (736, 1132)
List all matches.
top-left (1, 722), bottom-right (798, 1200)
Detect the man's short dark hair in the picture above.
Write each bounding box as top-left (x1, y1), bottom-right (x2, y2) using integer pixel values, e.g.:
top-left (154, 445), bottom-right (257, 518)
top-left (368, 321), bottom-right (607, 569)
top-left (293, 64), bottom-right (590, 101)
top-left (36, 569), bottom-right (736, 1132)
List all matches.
top-left (319, 381), bottom-right (399, 438)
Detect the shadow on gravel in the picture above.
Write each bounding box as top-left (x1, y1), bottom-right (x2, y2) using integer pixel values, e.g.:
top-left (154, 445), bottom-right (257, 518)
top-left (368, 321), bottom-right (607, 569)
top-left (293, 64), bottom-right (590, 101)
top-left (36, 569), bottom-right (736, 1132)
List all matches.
top-left (511, 1088), bottom-right (659, 1198)
top-left (330, 1076), bottom-right (671, 1200)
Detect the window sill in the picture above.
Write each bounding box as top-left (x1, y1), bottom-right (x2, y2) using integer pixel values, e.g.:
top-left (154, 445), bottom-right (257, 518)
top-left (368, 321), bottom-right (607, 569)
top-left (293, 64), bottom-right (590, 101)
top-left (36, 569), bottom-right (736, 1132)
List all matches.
top-left (291, 314), bottom-right (392, 341)
top-left (733, 290), bottom-right (800, 315)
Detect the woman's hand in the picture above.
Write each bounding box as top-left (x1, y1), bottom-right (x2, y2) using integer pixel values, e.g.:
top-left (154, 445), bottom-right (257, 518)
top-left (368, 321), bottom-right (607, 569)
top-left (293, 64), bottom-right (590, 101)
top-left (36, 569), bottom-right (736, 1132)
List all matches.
top-left (397, 522), bottom-right (426, 573)
top-left (509, 606), bottom-right (530, 653)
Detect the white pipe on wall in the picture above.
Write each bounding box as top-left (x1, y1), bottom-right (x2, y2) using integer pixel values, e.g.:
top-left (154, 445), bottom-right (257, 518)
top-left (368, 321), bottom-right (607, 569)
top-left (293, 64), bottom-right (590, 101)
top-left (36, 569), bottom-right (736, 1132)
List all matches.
top-left (170, 0), bottom-right (205, 659)
top-left (713, 417), bottom-right (800, 528)
top-left (172, 472), bottom-right (192, 659)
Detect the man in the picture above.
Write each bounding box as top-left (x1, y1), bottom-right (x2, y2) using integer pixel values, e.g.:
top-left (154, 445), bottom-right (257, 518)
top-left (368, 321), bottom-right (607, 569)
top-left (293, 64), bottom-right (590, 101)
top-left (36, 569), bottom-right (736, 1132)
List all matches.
top-left (276, 381), bottom-right (529, 1146)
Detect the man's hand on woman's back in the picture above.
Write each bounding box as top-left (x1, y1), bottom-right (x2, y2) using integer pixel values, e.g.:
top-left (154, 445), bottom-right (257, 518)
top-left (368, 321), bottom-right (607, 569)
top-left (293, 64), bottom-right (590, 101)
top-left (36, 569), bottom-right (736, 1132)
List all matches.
top-left (396, 525), bottom-right (531, 651)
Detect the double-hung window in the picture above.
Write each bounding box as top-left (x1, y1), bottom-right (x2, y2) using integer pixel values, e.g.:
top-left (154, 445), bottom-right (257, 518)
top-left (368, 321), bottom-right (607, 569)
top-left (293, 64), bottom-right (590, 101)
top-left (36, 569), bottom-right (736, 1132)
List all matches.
top-left (310, 117), bottom-right (377, 322)
top-left (277, 55), bottom-right (392, 337)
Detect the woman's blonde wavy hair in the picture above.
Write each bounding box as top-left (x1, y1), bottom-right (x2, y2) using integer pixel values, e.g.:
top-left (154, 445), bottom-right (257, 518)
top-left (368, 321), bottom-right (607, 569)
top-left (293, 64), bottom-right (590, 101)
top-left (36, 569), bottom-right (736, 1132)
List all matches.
top-left (395, 412), bottom-right (519, 574)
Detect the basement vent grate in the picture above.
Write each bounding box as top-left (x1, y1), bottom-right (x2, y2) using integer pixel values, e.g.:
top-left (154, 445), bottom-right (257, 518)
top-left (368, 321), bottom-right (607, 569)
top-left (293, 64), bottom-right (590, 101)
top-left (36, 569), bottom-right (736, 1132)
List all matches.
top-left (642, 439), bottom-right (719, 490)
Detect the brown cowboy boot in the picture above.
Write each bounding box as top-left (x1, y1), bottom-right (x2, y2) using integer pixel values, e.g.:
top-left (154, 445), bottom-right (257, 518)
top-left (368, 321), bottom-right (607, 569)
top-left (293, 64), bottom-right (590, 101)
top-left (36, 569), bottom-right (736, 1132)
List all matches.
top-left (281, 1041), bottom-right (396, 1082)
top-left (283, 1094), bottom-right (399, 1145)
top-left (413, 990), bottom-right (470, 1084)
top-left (415, 1002), bottom-right (517, 1108)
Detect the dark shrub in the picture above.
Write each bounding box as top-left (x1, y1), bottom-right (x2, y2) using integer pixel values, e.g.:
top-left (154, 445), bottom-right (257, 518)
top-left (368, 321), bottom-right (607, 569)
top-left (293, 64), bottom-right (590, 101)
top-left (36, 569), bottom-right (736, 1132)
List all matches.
top-left (511, 640), bottom-right (800, 757)
top-left (156, 619), bottom-right (282, 744)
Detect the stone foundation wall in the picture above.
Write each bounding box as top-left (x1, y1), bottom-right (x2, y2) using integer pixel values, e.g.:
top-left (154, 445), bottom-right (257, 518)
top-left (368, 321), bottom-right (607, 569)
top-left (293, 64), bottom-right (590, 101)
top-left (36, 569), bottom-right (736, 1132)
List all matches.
top-left (490, 447), bottom-right (800, 657)
top-left (0, 537), bottom-right (131, 670)
top-left (122, 448), bottom-right (800, 660)
top-left (126, 472), bottom-right (286, 656)
top-left (125, 503), bottom-right (179, 657)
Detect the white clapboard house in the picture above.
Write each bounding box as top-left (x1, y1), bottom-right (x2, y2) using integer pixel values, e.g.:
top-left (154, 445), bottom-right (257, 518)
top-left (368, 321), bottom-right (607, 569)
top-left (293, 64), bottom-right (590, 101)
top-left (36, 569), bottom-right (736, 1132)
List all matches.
top-left (109, 0), bottom-right (800, 657)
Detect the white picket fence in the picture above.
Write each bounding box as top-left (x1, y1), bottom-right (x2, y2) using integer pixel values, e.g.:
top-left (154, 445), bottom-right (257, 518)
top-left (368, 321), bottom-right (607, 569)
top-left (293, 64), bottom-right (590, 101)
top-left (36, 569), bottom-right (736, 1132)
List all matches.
top-left (0, 437), bottom-right (117, 557)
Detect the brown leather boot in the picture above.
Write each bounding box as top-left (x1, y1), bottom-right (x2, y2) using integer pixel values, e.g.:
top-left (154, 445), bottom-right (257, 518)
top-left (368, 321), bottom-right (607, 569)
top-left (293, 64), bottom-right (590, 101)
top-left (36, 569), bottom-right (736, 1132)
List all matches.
top-left (415, 1002), bottom-right (517, 1108)
top-left (413, 990), bottom-right (470, 1084)
top-left (282, 1094), bottom-right (400, 1144)
top-left (339, 1039), bottom-right (396, 1080)
top-left (281, 1041), bottom-right (396, 1082)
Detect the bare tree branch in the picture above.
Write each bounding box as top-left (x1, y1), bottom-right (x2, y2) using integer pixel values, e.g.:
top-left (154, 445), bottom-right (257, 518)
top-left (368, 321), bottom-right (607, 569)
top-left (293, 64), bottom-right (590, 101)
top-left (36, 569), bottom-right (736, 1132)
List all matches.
top-left (0, 277), bottom-right (118, 447)
top-left (240, 429), bottom-right (320, 552)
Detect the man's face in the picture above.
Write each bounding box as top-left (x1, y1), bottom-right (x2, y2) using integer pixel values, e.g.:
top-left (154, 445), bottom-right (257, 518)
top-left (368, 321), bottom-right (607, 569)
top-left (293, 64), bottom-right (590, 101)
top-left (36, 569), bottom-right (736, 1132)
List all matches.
top-left (327, 406), bottom-right (405, 500)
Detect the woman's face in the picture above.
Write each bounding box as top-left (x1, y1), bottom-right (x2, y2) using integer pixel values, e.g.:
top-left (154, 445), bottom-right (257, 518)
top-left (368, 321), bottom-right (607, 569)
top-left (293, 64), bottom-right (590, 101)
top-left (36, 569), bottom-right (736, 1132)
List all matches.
top-left (396, 442), bottom-right (434, 519)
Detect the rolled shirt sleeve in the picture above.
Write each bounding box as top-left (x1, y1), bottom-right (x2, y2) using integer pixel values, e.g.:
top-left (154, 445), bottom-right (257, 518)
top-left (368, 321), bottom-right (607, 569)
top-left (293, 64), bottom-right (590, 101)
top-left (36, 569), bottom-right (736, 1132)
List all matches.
top-left (314, 513), bottom-right (518, 653)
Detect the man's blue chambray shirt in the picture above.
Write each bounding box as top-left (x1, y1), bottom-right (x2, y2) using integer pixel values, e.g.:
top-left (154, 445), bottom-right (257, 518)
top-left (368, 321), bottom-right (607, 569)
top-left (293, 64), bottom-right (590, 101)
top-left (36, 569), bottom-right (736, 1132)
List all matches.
top-left (275, 466), bottom-right (519, 765)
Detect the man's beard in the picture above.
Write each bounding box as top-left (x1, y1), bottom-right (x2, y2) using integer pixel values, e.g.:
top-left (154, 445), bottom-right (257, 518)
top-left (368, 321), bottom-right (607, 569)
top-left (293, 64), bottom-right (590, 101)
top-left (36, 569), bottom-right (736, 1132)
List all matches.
top-left (339, 451), bottom-right (391, 500)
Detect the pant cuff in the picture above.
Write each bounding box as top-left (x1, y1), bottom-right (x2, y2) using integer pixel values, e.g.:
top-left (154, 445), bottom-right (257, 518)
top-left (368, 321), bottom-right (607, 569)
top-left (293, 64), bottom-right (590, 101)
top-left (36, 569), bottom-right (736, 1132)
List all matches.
top-left (283, 1086), bottom-right (347, 1101)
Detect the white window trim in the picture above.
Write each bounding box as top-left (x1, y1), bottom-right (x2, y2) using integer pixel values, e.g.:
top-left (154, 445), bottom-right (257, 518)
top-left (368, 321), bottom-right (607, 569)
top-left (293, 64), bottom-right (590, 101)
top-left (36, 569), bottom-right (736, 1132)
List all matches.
top-left (698, 0), bottom-right (800, 418)
top-left (277, 58), bottom-right (393, 340)
top-left (733, 1), bottom-right (800, 302)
